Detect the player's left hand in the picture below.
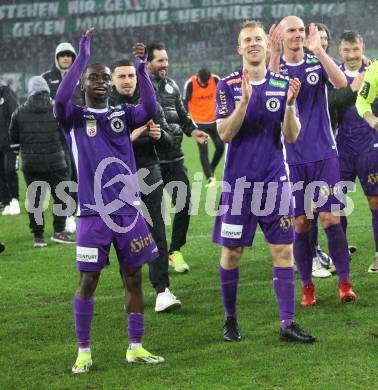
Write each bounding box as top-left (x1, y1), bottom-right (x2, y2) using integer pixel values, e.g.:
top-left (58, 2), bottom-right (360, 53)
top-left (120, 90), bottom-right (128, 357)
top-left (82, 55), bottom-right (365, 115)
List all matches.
top-left (147, 120), bottom-right (161, 140)
top-left (287, 78), bottom-right (301, 106)
top-left (305, 23), bottom-right (322, 54)
top-left (132, 43), bottom-right (147, 60)
top-left (192, 129), bottom-right (208, 144)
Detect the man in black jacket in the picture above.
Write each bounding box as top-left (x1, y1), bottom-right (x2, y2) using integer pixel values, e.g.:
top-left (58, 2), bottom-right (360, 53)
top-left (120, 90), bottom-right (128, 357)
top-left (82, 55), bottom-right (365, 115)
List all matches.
top-left (42, 41), bottom-right (83, 234)
top-left (146, 43), bottom-right (208, 273)
top-left (42, 42), bottom-right (84, 105)
top-left (0, 81), bottom-right (20, 215)
top-left (9, 76), bottom-right (74, 247)
top-left (109, 59), bottom-right (181, 312)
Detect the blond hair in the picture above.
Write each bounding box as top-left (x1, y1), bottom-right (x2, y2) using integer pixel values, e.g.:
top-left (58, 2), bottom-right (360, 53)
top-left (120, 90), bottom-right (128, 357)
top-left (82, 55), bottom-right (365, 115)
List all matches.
top-left (238, 20), bottom-right (266, 44)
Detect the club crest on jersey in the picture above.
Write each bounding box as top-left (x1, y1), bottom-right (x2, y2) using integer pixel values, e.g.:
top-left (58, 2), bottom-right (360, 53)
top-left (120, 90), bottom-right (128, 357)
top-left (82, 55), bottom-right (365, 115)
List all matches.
top-left (266, 97), bottom-right (280, 112)
top-left (86, 119), bottom-right (97, 137)
top-left (306, 72), bottom-right (319, 85)
top-left (110, 117), bottom-right (125, 133)
top-left (165, 84), bottom-right (174, 94)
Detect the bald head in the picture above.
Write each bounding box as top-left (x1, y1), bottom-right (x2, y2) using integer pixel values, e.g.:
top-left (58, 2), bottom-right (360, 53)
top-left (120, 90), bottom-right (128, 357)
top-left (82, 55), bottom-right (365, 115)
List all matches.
top-left (280, 15), bottom-right (305, 53)
top-left (280, 15), bottom-right (304, 29)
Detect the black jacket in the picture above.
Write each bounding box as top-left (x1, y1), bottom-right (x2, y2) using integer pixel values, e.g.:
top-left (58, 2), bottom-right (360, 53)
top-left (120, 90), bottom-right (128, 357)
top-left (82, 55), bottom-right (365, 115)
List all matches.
top-left (0, 83), bottom-right (18, 151)
top-left (42, 66), bottom-right (84, 106)
top-left (150, 75), bottom-right (197, 163)
top-left (109, 88), bottom-right (173, 168)
top-left (9, 92), bottom-right (67, 172)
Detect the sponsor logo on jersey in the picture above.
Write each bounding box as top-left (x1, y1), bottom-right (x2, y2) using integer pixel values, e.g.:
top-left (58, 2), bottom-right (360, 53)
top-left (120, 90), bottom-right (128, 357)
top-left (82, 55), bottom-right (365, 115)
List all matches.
top-left (221, 223), bottom-right (243, 239)
top-left (130, 232), bottom-right (154, 254)
top-left (77, 246), bottom-right (98, 263)
top-left (266, 97), bottom-right (281, 112)
top-left (218, 90), bottom-right (229, 116)
top-left (83, 114), bottom-right (95, 120)
top-left (108, 110), bottom-right (125, 119)
top-left (306, 72), bottom-right (319, 85)
top-left (165, 84), bottom-right (174, 94)
top-left (305, 65), bottom-right (322, 72)
top-left (269, 78), bottom-right (288, 89)
top-left (110, 117), bottom-right (125, 133)
top-left (86, 119), bottom-right (97, 137)
top-left (306, 56), bottom-right (319, 64)
top-left (226, 78), bottom-right (242, 86)
top-left (266, 91), bottom-right (286, 96)
top-left (359, 81), bottom-right (370, 99)
top-left (368, 173), bottom-right (378, 185)
top-left (279, 216), bottom-right (294, 231)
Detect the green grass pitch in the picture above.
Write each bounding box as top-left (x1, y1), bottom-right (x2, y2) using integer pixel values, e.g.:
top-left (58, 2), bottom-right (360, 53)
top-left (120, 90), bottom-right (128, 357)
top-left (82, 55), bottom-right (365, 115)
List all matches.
top-left (1, 137), bottom-right (377, 389)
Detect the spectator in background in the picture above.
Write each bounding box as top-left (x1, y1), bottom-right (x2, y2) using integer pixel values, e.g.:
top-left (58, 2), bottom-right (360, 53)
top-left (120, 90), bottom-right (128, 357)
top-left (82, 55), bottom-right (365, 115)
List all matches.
top-left (147, 43), bottom-right (209, 273)
top-left (183, 68), bottom-right (224, 187)
top-left (0, 80), bottom-right (20, 215)
top-left (42, 41), bottom-right (83, 234)
top-left (9, 76), bottom-right (74, 247)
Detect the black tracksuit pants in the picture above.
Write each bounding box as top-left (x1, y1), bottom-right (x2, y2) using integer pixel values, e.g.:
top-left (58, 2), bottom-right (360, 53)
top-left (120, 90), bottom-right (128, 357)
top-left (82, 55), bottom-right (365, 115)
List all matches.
top-left (0, 150), bottom-right (19, 206)
top-left (196, 122), bottom-right (224, 180)
top-left (23, 169), bottom-right (70, 238)
top-left (160, 159), bottom-right (191, 253)
top-left (140, 164), bottom-right (170, 294)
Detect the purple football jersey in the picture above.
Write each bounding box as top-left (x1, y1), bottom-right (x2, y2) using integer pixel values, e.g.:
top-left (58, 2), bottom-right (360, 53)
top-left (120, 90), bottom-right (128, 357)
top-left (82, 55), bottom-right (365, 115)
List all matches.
top-left (336, 64), bottom-right (378, 156)
top-left (280, 53), bottom-right (337, 165)
top-left (216, 69), bottom-right (291, 189)
top-left (62, 104), bottom-right (141, 216)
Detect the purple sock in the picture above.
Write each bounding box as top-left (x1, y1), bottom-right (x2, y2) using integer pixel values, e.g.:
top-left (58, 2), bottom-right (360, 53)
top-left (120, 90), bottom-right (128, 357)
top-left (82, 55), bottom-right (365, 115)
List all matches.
top-left (273, 267), bottom-right (295, 330)
top-left (308, 214), bottom-right (319, 258)
top-left (324, 224), bottom-right (350, 282)
top-left (128, 313), bottom-right (144, 344)
top-left (340, 215), bottom-right (348, 235)
top-left (73, 296), bottom-right (93, 349)
top-left (220, 266), bottom-right (239, 319)
top-left (371, 210), bottom-right (378, 252)
top-left (293, 231), bottom-right (313, 287)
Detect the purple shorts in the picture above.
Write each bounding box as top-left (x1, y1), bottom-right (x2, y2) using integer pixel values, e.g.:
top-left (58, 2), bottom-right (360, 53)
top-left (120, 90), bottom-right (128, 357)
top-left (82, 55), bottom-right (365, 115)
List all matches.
top-left (289, 157), bottom-right (345, 217)
top-left (76, 214), bottom-right (159, 272)
top-left (213, 180), bottom-right (294, 247)
top-left (339, 150), bottom-right (378, 196)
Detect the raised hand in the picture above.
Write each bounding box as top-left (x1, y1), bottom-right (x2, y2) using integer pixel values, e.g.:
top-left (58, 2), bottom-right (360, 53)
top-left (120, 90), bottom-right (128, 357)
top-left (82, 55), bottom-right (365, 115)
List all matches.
top-left (85, 27), bottom-right (95, 37)
top-left (80, 27), bottom-right (94, 56)
top-left (287, 78), bottom-right (301, 106)
top-left (305, 23), bottom-right (322, 54)
top-left (241, 68), bottom-right (252, 105)
top-left (268, 23), bottom-right (283, 56)
top-left (132, 43), bottom-right (147, 60)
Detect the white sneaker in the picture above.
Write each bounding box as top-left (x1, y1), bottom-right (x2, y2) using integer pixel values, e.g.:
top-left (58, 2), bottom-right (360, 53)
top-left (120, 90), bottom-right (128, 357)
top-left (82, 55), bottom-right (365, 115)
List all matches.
top-left (155, 288), bottom-right (181, 313)
top-left (2, 205), bottom-right (12, 215)
top-left (2, 199), bottom-right (20, 215)
top-left (368, 255), bottom-right (378, 273)
top-left (312, 257), bottom-right (332, 278)
top-left (65, 216), bottom-right (76, 233)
